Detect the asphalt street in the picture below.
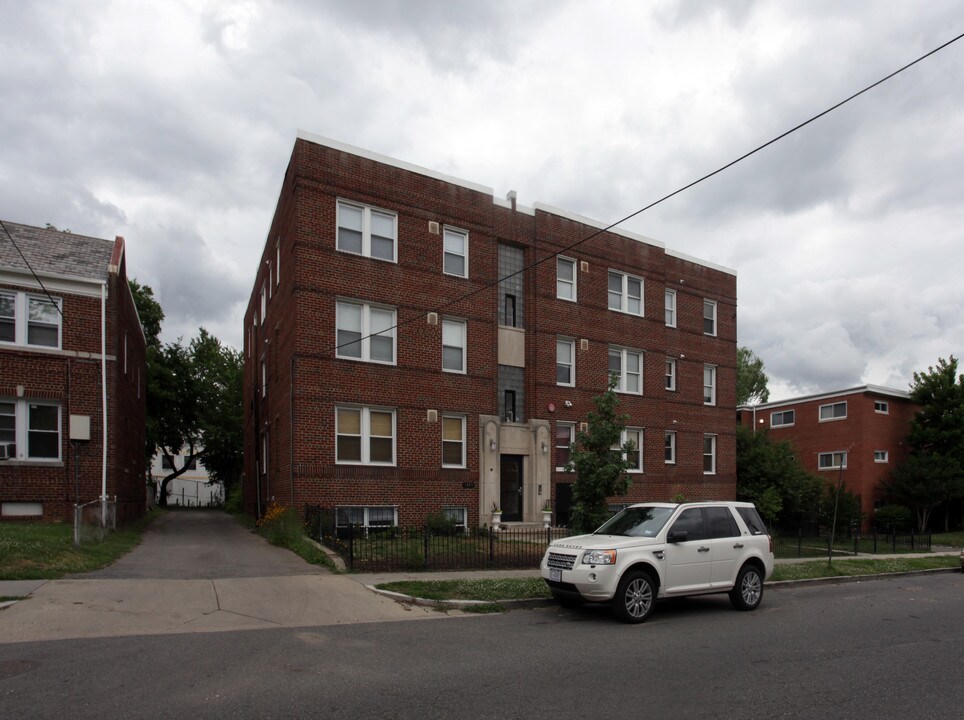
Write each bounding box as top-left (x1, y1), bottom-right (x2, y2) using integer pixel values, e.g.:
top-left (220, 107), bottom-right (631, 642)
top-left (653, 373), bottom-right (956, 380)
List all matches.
top-left (1, 573), bottom-right (961, 719)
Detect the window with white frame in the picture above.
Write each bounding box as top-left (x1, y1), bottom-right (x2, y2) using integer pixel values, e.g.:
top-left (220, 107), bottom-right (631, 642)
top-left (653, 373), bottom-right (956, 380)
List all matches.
top-left (442, 319), bottom-right (466, 373)
top-left (664, 431), bottom-right (676, 464)
top-left (703, 299), bottom-right (717, 336)
top-left (557, 338), bottom-right (575, 386)
top-left (665, 359), bottom-right (676, 391)
top-left (442, 506), bottom-right (468, 529)
top-left (665, 288), bottom-right (676, 327)
top-left (335, 506), bottom-right (397, 529)
top-left (557, 257), bottom-right (576, 301)
top-left (276, 240), bottom-right (280, 287)
top-left (443, 227), bottom-right (468, 277)
top-left (608, 270), bottom-right (643, 315)
top-left (703, 434), bottom-right (717, 474)
top-left (703, 365), bottom-right (717, 405)
top-left (336, 200), bottom-right (397, 262)
top-left (336, 301), bottom-right (396, 364)
top-left (556, 422), bottom-right (575, 471)
top-left (0, 291), bottom-right (62, 348)
top-left (0, 399), bottom-right (60, 461)
top-left (260, 284), bottom-right (266, 325)
top-left (615, 428), bottom-right (643, 472)
top-left (819, 402), bottom-right (847, 421)
top-left (335, 407), bottom-right (395, 465)
top-left (608, 346), bottom-right (642, 394)
top-left (874, 450), bottom-right (889, 463)
top-left (818, 451), bottom-right (847, 470)
top-left (771, 409), bottom-right (795, 427)
top-left (874, 400), bottom-right (889, 414)
top-left (441, 415), bottom-right (466, 467)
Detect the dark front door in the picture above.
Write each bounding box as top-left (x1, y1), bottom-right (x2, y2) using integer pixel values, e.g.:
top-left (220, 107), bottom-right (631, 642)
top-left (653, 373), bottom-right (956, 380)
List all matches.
top-left (500, 455), bottom-right (524, 522)
top-left (555, 482), bottom-right (573, 528)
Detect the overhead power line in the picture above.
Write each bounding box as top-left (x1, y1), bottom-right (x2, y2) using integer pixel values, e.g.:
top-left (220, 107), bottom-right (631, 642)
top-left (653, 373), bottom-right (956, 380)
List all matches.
top-left (0, 220), bottom-right (65, 317)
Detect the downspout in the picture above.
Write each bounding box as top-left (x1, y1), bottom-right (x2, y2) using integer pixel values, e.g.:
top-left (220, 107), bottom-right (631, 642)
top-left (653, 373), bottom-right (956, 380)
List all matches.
top-left (100, 282), bottom-right (108, 502)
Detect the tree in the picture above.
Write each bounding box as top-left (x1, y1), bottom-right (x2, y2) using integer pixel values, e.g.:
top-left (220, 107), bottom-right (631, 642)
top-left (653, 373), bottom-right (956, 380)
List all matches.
top-left (567, 376), bottom-right (635, 534)
top-left (151, 329), bottom-right (243, 506)
top-left (195, 332), bottom-right (244, 502)
top-left (880, 356), bottom-right (964, 530)
top-left (736, 425), bottom-right (822, 527)
top-left (128, 279), bottom-right (164, 349)
top-left (736, 347), bottom-right (770, 406)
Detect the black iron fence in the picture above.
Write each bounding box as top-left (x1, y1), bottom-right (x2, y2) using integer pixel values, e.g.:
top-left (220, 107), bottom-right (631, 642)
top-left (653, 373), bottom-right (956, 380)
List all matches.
top-left (772, 525), bottom-right (931, 559)
top-left (304, 505), bottom-right (567, 571)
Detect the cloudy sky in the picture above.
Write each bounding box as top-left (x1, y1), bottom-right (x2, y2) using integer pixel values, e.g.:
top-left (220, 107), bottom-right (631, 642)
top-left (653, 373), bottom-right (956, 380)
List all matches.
top-left (2, 0), bottom-right (962, 400)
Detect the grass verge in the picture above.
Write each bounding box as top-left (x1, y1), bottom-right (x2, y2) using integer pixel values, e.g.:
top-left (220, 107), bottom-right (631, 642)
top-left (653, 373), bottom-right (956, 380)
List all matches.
top-left (376, 577), bottom-right (551, 601)
top-left (771, 555), bottom-right (960, 581)
top-left (255, 502), bottom-right (337, 572)
top-left (0, 510), bottom-right (160, 580)
top-left (374, 557), bottom-right (960, 602)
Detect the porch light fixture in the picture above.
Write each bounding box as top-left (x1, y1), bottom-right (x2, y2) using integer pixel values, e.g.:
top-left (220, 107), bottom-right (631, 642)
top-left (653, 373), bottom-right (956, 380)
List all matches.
top-left (489, 439), bottom-right (496, 451)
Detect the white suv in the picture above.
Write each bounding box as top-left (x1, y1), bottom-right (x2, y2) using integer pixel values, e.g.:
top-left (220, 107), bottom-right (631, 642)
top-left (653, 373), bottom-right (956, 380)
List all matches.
top-left (540, 501), bottom-right (774, 623)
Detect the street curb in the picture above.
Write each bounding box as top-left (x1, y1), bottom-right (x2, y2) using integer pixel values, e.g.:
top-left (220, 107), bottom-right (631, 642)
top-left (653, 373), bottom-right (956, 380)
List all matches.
top-left (766, 566), bottom-right (961, 590)
top-left (369, 567), bottom-right (961, 610)
top-left (367, 586), bottom-right (554, 611)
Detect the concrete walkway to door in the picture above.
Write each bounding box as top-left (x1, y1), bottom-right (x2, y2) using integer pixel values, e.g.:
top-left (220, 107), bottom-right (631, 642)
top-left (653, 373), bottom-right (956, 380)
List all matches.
top-left (0, 511), bottom-right (442, 644)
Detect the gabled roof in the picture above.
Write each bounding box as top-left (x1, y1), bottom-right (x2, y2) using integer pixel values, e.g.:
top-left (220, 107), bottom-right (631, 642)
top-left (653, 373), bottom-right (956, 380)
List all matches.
top-left (0, 220), bottom-right (117, 284)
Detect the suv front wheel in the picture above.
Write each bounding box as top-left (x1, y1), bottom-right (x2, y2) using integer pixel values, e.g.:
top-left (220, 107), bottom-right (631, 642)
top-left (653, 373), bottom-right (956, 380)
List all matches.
top-left (729, 563), bottom-right (764, 611)
top-left (612, 569), bottom-right (656, 624)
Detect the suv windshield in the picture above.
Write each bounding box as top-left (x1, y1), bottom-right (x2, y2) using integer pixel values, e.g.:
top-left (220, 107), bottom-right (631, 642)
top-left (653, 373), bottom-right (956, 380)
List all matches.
top-left (594, 506), bottom-right (675, 537)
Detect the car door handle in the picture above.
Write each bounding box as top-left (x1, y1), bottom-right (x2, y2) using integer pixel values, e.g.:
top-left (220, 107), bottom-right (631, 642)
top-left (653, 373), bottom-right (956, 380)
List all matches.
top-left (733, 543), bottom-right (744, 549)
top-left (698, 546), bottom-right (710, 553)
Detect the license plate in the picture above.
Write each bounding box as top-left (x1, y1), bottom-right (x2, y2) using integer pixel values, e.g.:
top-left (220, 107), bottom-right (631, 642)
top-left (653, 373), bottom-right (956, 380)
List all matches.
top-left (549, 568), bottom-right (562, 582)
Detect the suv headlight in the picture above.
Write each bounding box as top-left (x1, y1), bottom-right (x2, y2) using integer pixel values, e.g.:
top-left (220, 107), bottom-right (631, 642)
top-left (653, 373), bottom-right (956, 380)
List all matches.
top-left (582, 549), bottom-right (616, 565)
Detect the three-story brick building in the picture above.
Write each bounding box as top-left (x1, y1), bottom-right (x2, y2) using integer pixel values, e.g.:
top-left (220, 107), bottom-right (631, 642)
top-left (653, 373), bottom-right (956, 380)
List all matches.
top-left (243, 132), bottom-right (738, 528)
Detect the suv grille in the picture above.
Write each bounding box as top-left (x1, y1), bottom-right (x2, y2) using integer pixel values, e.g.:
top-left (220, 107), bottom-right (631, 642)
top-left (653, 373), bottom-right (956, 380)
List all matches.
top-left (547, 552), bottom-right (577, 570)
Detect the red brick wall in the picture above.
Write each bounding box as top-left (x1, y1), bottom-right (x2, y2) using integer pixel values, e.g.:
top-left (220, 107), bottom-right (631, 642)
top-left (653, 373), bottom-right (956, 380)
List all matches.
top-left (243, 138), bottom-right (738, 524)
top-left (0, 241), bottom-right (147, 522)
top-left (741, 390), bottom-right (917, 529)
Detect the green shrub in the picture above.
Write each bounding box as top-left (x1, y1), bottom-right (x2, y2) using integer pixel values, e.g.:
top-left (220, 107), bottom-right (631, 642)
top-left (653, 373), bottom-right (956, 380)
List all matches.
top-left (425, 512), bottom-right (459, 536)
top-left (874, 504), bottom-right (914, 531)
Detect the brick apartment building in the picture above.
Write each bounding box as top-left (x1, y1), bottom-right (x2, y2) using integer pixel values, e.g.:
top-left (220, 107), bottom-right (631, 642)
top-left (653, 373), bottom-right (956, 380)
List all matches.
top-left (242, 132), bottom-right (738, 529)
top-left (0, 221), bottom-right (147, 522)
top-left (737, 385), bottom-right (918, 528)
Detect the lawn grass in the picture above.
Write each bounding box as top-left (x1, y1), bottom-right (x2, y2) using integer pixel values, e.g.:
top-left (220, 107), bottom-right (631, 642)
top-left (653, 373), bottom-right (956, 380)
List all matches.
top-left (932, 531), bottom-right (964, 548)
top-left (770, 555), bottom-right (959, 581)
top-left (375, 557), bottom-right (960, 602)
top-left (0, 510), bottom-right (159, 580)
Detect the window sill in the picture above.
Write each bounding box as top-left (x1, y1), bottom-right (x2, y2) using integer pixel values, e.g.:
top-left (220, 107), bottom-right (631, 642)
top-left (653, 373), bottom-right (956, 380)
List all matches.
top-left (1, 460), bottom-right (64, 468)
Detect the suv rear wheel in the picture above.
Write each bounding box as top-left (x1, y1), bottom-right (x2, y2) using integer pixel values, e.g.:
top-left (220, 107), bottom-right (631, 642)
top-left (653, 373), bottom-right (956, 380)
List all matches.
top-left (612, 569), bottom-right (656, 624)
top-left (729, 563), bottom-right (764, 611)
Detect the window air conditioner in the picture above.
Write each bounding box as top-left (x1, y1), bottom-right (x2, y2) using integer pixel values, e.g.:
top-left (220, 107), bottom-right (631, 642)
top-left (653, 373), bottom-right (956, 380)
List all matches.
top-left (0, 443), bottom-right (14, 460)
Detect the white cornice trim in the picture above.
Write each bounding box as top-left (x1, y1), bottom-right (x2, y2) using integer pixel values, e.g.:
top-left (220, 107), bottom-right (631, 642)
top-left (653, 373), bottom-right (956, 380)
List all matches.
top-left (0, 269), bottom-right (106, 298)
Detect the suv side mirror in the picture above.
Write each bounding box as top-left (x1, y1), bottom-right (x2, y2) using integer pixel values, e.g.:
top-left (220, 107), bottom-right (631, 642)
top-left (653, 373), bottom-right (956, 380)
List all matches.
top-left (667, 530), bottom-right (688, 543)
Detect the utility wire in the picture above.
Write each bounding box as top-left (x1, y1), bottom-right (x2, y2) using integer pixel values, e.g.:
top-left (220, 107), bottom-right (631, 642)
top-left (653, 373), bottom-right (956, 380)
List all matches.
top-left (0, 220), bottom-right (65, 317)
top-left (325, 30), bottom-right (964, 356)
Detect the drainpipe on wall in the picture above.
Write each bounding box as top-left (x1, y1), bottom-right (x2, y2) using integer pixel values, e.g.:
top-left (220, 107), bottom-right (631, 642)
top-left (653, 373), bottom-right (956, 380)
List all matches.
top-left (100, 283), bottom-right (108, 522)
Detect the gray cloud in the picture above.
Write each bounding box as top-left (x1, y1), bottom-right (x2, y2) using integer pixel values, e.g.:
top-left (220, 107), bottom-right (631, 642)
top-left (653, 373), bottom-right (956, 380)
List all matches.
top-left (1, 0), bottom-right (962, 392)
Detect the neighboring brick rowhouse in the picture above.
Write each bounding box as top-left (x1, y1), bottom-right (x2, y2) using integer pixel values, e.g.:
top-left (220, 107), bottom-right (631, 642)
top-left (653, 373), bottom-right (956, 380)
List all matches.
top-left (243, 133), bottom-right (738, 528)
top-left (738, 386), bottom-right (918, 530)
top-left (0, 222), bottom-right (147, 522)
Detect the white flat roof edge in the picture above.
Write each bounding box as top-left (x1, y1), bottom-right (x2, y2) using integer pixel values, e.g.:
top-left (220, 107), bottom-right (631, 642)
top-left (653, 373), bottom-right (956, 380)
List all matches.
top-left (738, 384), bottom-right (911, 410)
top-left (295, 132), bottom-right (732, 274)
top-left (296, 130), bottom-right (494, 196)
top-left (532, 202), bottom-right (665, 249)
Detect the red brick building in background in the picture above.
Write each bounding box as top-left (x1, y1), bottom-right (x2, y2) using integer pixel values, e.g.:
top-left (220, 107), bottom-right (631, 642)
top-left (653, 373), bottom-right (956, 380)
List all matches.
top-left (0, 221), bottom-right (147, 522)
top-left (738, 385), bottom-right (917, 530)
top-left (243, 132), bottom-right (737, 528)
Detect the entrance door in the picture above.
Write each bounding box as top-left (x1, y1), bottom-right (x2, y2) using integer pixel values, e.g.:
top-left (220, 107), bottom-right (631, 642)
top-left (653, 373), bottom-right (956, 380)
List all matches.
top-left (500, 455), bottom-right (524, 522)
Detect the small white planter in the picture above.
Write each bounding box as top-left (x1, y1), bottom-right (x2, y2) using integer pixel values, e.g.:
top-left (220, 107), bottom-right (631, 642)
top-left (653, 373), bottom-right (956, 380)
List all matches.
top-left (542, 510), bottom-right (552, 528)
top-left (491, 511), bottom-right (502, 531)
